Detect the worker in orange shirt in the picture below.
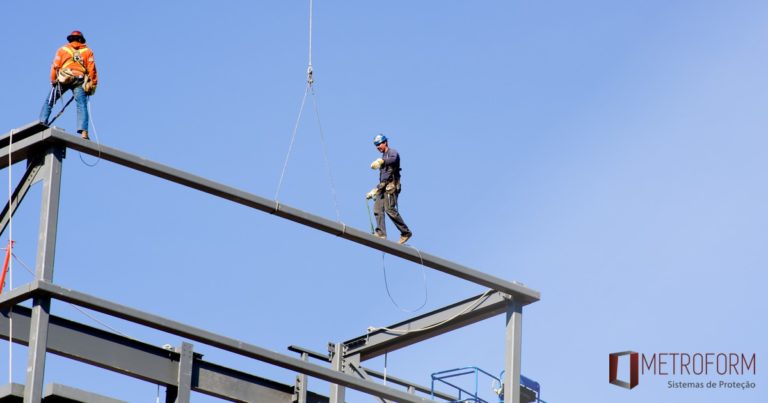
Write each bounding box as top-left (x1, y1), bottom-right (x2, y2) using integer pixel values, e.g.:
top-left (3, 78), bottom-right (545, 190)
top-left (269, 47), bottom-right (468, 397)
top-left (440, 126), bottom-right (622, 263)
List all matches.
top-left (39, 30), bottom-right (98, 140)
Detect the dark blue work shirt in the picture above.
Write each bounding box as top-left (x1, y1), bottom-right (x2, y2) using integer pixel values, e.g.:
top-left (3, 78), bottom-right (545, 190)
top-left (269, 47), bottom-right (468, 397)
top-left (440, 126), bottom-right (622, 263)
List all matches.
top-left (379, 147), bottom-right (401, 183)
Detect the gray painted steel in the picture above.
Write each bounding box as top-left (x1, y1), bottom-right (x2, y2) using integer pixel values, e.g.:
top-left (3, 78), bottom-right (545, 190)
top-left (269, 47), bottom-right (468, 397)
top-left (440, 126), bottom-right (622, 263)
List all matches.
top-left (0, 157), bottom-right (43, 238)
top-left (0, 383), bottom-right (23, 402)
top-left (0, 305), bottom-right (324, 402)
top-left (2, 282), bottom-right (431, 403)
top-left (0, 383), bottom-right (126, 403)
top-left (0, 123), bottom-right (52, 170)
top-left (25, 146), bottom-right (64, 403)
top-left (294, 352), bottom-right (309, 403)
top-left (288, 345), bottom-right (457, 401)
top-left (504, 302), bottom-right (523, 403)
top-left (329, 343), bottom-right (346, 403)
top-left (175, 343), bottom-right (193, 403)
top-left (347, 361), bottom-right (390, 403)
top-left (344, 291), bottom-right (509, 361)
top-left (0, 125), bottom-right (539, 303)
top-left (43, 383), bottom-right (126, 403)
top-left (362, 367), bottom-right (456, 401)
top-left (0, 123), bottom-right (537, 403)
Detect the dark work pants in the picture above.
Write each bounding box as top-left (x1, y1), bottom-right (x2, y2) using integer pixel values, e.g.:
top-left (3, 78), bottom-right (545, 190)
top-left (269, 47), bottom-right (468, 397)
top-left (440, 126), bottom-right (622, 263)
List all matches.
top-left (374, 189), bottom-right (411, 238)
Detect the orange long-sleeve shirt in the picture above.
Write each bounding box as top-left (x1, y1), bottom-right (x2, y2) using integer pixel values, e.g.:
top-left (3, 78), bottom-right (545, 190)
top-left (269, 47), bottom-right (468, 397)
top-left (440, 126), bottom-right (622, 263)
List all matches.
top-left (48, 42), bottom-right (98, 86)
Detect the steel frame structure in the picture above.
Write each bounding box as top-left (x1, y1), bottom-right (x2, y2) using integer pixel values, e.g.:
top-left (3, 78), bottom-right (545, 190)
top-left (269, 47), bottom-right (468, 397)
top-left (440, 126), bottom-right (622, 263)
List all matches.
top-left (0, 123), bottom-right (540, 403)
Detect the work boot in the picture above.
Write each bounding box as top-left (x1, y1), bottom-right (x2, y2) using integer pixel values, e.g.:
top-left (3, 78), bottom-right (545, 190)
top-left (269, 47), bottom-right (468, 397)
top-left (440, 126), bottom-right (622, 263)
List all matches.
top-left (80, 130), bottom-right (90, 140)
top-left (398, 232), bottom-right (412, 244)
top-left (373, 233), bottom-right (386, 240)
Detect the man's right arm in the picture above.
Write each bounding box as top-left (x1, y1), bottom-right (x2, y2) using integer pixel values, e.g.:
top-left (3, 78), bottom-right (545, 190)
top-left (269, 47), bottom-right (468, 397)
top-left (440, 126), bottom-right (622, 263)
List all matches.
top-left (49, 47), bottom-right (65, 83)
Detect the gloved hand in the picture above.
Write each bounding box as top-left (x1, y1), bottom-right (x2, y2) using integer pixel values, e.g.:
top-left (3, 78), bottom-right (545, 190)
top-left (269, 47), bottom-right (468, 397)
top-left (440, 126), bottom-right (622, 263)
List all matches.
top-left (370, 158), bottom-right (384, 170)
top-left (87, 85), bottom-right (97, 96)
top-left (366, 188), bottom-right (379, 199)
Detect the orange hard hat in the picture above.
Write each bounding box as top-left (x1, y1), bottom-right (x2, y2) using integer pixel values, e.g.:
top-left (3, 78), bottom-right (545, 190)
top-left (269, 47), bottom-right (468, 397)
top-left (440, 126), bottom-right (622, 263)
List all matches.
top-left (66, 30), bottom-right (86, 43)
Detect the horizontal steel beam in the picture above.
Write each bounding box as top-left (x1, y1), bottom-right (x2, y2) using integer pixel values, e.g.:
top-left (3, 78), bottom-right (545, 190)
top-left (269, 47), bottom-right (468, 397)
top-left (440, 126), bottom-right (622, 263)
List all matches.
top-left (24, 126), bottom-right (537, 304)
top-left (0, 122), bottom-right (53, 170)
top-left (0, 382), bottom-right (125, 403)
top-left (287, 345), bottom-right (457, 401)
top-left (344, 291), bottom-right (509, 361)
top-left (10, 281), bottom-right (431, 403)
top-left (0, 304), bottom-right (328, 402)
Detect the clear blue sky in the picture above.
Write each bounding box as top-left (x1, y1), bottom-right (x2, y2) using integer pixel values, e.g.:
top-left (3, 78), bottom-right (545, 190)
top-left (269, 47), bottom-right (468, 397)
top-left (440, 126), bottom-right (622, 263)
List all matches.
top-left (1, 1), bottom-right (766, 402)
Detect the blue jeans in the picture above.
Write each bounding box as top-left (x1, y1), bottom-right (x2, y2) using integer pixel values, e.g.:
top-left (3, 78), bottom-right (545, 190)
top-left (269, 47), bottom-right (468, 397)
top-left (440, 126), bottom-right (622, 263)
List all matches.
top-left (39, 84), bottom-right (89, 133)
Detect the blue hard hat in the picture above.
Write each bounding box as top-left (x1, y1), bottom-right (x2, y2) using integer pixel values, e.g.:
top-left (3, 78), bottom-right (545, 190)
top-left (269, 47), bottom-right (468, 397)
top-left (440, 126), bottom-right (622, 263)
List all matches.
top-left (373, 134), bottom-right (387, 146)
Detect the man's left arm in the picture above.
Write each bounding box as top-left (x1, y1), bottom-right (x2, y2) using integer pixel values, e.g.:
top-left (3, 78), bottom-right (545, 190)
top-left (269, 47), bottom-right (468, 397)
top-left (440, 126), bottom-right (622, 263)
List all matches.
top-left (85, 50), bottom-right (98, 86)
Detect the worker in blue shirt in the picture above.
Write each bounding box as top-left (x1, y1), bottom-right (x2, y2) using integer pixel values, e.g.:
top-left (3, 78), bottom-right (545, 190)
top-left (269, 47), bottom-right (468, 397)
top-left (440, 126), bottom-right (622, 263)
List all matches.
top-left (366, 134), bottom-right (413, 244)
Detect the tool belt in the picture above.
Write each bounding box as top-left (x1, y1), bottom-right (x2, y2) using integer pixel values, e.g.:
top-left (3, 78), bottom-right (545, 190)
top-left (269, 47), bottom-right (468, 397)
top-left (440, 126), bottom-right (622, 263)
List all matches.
top-left (56, 68), bottom-right (85, 86)
top-left (383, 179), bottom-right (401, 195)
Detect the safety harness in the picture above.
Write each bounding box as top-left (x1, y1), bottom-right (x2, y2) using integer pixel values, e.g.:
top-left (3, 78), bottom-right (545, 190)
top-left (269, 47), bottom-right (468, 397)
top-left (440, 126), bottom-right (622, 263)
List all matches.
top-left (47, 46), bottom-right (94, 125)
top-left (56, 46), bottom-right (87, 86)
top-left (57, 46), bottom-right (95, 95)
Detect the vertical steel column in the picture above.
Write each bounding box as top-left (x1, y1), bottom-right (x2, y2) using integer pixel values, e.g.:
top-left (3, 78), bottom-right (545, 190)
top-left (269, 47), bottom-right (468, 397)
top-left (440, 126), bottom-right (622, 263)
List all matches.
top-left (24, 146), bottom-right (64, 403)
top-left (329, 343), bottom-right (346, 403)
top-left (293, 352), bottom-right (309, 403)
top-left (175, 342), bottom-right (193, 403)
top-left (503, 300), bottom-right (522, 403)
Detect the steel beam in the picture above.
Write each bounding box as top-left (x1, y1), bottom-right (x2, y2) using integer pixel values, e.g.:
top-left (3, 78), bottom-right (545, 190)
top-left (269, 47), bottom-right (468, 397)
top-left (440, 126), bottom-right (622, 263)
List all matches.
top-left (0, 156), bottom-right (44, 238)
top-left (37, 127), bottom-right (538, 303)
top-left (0, 282), bottom-right (36, 308)
top-left (328, 343), bottom-right (346, 403)
top-left (0, 124), bottom-right (540, 302)
top-left (347, 361), bottom-right (389, 403)
top-left (28, 281), bottom-right (431, 403)
top-left (294, 352), bottom-right (309, 403)
top-left (504, 301), bottom-right (523, 403)
top-left (344, 291), bottom-right (509, 361)
top-left (43, 383), bottom-right (126, 403)
top-left (0, 122), bottom-right (51, 170)
top-left (0, 305), bottom-right (326, 402)
top-left (363, 367), bottom-right (456, 401)
top-left (175, 342), bottom-right (193, 403)
top-left (288, 345), bottom-right (458, 401)
top-left (0, 382), bottom-right (125, 403)
top-left (25, 146), bottom-right (64, 403)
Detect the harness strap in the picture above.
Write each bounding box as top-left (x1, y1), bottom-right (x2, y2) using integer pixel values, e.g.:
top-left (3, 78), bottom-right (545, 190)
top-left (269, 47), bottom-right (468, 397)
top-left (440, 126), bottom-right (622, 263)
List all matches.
top-left (60, 46), bottom-right (87, 72)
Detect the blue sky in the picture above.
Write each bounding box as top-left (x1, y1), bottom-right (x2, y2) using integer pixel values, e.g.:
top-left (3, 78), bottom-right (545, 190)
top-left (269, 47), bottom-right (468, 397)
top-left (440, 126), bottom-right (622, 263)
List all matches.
top-left (1, 1), bottom-right (767, 402)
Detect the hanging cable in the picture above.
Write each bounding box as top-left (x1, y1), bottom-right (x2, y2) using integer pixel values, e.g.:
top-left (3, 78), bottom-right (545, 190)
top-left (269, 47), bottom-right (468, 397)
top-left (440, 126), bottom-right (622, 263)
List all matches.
top-left (274, 0), bottom-right (342, 222)
top-left (368, 289), bottom-right (495, 335)
top-left (307, 0), bottom-right (314, 85)
top-left (9, 252), bottom-right (132, 339)
top-left (6, 129), bottom-right (13, 384)
top-left (309, 87), bottom-right (340, 221)
top-left (365, 199), bottom-right (375, 233)
top-left (46, 84), bottom-right (74, 126)
top-left (78, 98), bottom-right (103, 167)
top-left (366, 197), bottom-right (428, 312)
top-left (275, 85), bottom-right (309, 201)
top-left (383, 351), bottom-right (388, 386)
top-left (380, 250), bottom-right (428, 313)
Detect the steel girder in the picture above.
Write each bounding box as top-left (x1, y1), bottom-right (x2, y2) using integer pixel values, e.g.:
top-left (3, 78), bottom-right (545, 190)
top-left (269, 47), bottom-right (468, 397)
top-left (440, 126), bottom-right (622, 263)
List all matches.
top-left (342, 290), bottom-right (511, 361)
top-left (0, 123), bottom-right (539, 403)
top-left (0, 281), bottom-right (431, 403)
top-left (0, 123), bottom-right (539, 304)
